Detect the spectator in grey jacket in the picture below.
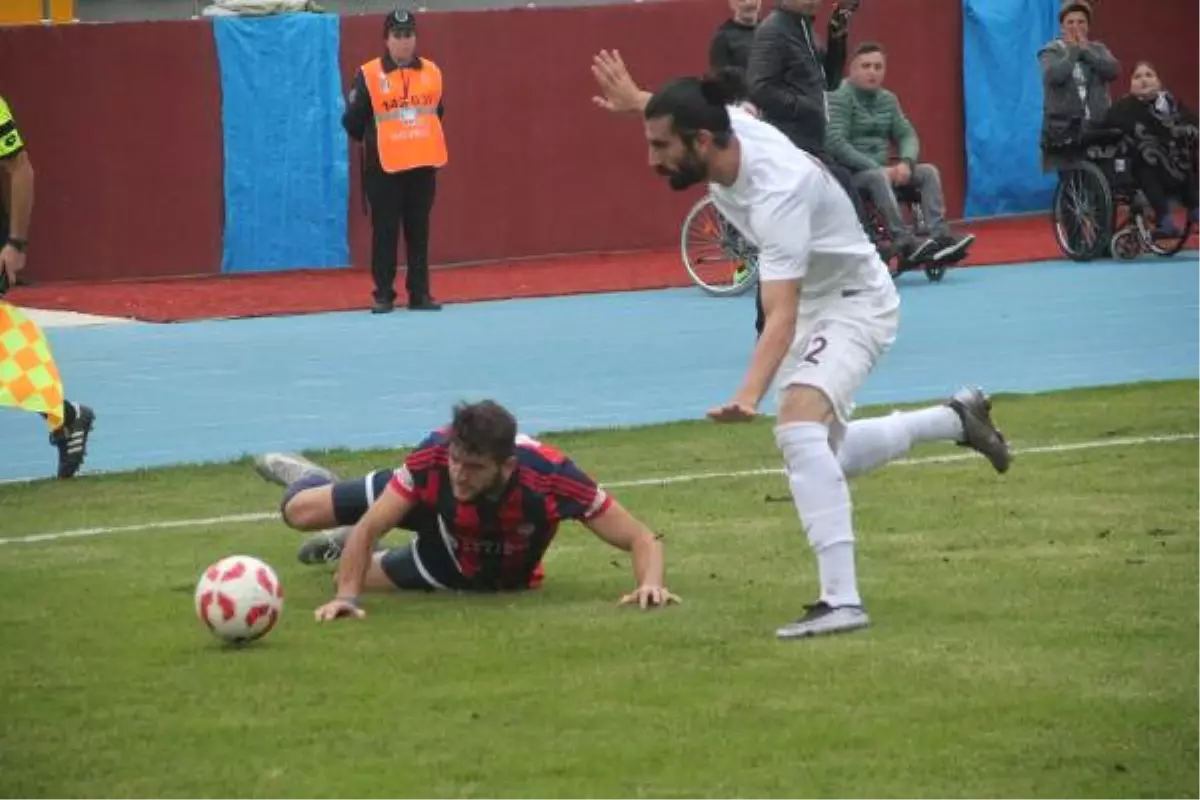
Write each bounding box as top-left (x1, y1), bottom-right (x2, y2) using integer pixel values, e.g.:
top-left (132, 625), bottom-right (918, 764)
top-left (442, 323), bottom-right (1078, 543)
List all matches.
top-left (1038, 0), bottom-right (1120, 171)
top-left (745, 0), bottom-right (866, 337)
top-left (746, 0), bottom-right (856, 156)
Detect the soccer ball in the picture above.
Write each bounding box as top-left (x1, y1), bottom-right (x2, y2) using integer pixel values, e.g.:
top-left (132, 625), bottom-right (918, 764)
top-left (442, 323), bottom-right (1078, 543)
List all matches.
top-left (194, 555), bottom-right (285, 645)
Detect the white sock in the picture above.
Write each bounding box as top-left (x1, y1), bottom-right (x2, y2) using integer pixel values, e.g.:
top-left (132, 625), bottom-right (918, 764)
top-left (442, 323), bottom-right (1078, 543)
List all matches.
top-left (775, 421), bottom-right (861, 608)
top-left (900, 406), bottom-right (964, 443)
top-left (837, 406), bottom-right (964, 478)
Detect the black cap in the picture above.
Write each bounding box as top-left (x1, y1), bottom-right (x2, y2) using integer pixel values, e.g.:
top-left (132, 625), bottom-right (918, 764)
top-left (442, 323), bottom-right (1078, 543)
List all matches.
top-left (384, 8), bottom-right (417, 34)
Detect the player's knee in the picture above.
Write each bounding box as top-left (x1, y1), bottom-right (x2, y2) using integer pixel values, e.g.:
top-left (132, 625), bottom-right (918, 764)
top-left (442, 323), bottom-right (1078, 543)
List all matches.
top-left (778, 384), bottom-right (837, 426)
top-left (280, 475), bottom-right (335, 530)
top-left (282, 495), bottom-right (326, 530)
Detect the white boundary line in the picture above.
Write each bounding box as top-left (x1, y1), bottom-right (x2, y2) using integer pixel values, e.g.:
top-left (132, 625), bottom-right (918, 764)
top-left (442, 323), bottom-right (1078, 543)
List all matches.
top-left (0, 433), bottom-right (1195, 547)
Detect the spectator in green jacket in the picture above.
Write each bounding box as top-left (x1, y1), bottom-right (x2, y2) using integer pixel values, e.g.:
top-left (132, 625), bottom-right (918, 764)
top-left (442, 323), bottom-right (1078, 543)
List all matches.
top-left (827, 42), bottom-right (975, 267)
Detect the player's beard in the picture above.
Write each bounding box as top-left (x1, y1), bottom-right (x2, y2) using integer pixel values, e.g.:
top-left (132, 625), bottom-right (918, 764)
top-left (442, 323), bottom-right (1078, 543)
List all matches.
top-left (656, 147), bottom-right (708, 191)
top-left (462, 470), bottom-right (510, 504)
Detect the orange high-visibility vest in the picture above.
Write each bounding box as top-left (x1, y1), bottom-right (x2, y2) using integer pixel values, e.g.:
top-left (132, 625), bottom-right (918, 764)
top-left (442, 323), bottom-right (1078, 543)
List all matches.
top-left (361, 56), bottom-right (448, 173)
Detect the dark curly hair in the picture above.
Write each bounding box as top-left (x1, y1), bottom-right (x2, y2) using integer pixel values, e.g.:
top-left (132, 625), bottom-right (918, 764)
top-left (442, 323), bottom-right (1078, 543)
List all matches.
top-left (449, 400), bottom-right (518, 463)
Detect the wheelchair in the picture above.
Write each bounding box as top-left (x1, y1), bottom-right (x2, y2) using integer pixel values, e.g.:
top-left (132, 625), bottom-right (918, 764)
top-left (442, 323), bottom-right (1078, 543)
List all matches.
top-left (679, 195), bottom-right (759, 297)
top-left (858, 183), bottom-right (952, 283)
top-left (1048, 128), bottom-right (1196, 262)
top-left (678, 185), bottom-right (950, 297)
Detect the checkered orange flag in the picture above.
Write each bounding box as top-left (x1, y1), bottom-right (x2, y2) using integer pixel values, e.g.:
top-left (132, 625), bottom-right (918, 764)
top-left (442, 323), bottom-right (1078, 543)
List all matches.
top-left (0, 301), bottom-right (65, 431)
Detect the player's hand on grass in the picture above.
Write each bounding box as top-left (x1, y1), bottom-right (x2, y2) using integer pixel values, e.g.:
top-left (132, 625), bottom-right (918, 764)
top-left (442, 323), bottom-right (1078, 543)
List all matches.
top-left (619, 584), bottom-right (681, 609)
top-left (314, 597), bottom-right (366, 622)
top-left (591, 49), bottom-right (644, 113)
top-left (707, 400), bottom-right (757, 422)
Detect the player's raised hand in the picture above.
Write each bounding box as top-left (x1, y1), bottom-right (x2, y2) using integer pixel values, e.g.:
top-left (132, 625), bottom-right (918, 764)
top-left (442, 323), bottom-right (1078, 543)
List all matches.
top-left (591, 49), bottom-right (643, 114)
top-left (619, 584), bottom-right (681, 610)
top-left (314, 598), bottom-right (366, 622)
top-left (707, 400), bottom-right (757, 423)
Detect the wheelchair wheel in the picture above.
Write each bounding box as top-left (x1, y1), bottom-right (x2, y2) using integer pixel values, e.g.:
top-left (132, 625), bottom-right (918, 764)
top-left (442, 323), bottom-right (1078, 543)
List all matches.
top-left (1139, 206), bottom-right (1195, 257)
top-left (924, 264), bottom-right (948, 282)
top-left (1052, 161), bottom-right (1114, 261)
top-left (1110, 226), bottom-right (1142, 260)
top-left (680, 196), bottom-right (758, 297)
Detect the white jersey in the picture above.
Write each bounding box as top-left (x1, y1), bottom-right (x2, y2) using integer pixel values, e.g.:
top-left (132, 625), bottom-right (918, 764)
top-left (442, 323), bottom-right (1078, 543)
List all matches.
top-left (708, 106), bottom-right (893, 303)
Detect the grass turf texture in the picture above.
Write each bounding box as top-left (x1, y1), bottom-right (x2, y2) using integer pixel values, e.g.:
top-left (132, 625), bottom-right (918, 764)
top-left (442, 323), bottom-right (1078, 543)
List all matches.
top-left (0, 380), bottom-right (1196, 798)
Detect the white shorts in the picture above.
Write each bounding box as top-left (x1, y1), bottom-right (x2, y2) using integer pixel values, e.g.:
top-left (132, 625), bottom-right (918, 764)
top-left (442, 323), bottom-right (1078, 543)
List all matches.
top-left (776, 287), bottom-right (900, 434)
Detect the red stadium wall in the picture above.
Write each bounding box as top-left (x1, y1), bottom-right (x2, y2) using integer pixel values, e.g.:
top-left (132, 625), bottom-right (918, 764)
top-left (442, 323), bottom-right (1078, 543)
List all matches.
top-left (1091, 2), bottom-right (1198, 110)
top-left (0, 0), bottom-right (1193, 284)
top-left (0, 22), bottom-right (224, 282)
top-left (339, 0), bottom-right (966, 271)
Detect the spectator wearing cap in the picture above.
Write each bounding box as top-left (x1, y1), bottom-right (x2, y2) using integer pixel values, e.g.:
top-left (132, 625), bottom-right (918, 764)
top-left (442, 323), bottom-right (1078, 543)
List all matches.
top-left (1038, 0), bottom-right (1120, 171)
top-left (343, 9), bottom-right (447, 314)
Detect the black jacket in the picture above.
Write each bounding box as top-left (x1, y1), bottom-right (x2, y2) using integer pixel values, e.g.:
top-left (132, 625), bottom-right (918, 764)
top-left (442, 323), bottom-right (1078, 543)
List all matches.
top-left (709, 19), bottom-right (758, 75)
top-left (342, 52), bottom-right (445, 174)
top-left (746, 7), bottom-right (846, 154)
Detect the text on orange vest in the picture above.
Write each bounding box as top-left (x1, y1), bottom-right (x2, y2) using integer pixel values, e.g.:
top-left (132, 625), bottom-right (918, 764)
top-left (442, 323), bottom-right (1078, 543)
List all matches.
top-left (361, 57), bottom-right (448, 173)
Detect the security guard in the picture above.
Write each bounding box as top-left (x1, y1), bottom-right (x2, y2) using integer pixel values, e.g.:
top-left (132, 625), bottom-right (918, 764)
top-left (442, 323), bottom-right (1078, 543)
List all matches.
top-left (343, 9), bottom-right (447, 314)
top-left (0, 94), bottom-right (96, 478)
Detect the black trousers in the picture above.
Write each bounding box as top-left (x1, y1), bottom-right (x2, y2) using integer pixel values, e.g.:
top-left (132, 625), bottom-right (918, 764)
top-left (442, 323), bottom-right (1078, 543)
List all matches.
top-left (754, 155), bottom-right (867, 337)
top-left (1132, 161), bottom-right (1199, 223)
top-left (365, 165), bottom-right (438, 303)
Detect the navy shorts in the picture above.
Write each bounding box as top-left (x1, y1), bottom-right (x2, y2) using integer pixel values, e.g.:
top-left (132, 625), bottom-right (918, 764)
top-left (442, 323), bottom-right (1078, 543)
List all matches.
top-left (376, 544), bottom-right (438, 591)
top-left (331, 470), bottom-right (465, 592)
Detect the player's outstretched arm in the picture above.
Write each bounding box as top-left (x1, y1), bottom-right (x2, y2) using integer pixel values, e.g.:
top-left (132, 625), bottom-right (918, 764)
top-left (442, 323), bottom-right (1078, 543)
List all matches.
top-left (583, 500), bottom-right (680, 609)
top-left (709, 278), bottom-right (801, 422)
top-left (315, 489), bottom-right (413, 622)
top-left (591, 50), bottom-right (652, 114)
top-left (710, 195), bottom-right (808, 423)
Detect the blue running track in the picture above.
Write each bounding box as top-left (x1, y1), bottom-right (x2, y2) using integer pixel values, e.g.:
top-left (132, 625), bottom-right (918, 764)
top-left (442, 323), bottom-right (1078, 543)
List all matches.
top-left (0, 256), bottom-right (1196, 483)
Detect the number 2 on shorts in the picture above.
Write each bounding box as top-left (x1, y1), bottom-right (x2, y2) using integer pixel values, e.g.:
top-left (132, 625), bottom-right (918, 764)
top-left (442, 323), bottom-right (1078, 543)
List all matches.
top-left (802, 335), bottom-right (828, 365)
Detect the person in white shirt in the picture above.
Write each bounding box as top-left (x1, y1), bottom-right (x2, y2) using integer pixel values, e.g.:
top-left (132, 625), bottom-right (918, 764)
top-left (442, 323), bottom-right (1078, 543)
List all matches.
top-left (591, 51), bottom-right (1014, 639)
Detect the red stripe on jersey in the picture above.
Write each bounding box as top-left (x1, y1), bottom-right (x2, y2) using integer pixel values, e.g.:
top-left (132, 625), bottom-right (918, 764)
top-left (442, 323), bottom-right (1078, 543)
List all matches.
top-left (518, 475), bottom-right (575, 520)
top-left (518, 471), bottom-right (554, 489)
top-left (388, 474), bottom-right (418, 503)
top-left (549, 474), bottom-right (599, 505)
top-left (541, 492), bottom-right (560, 531)
top-left (424, 468), bottom-right (443, 510)
top-left (453, 501), bottom-right (481, 579)
top-left (584, 492), bottom-right (613, 520)
top-left (525, 440), bottom-right (566, 463)
top-left (499, 489), bottom-right (532, 585)
top-left (406, 446), bottom-right (446, 472)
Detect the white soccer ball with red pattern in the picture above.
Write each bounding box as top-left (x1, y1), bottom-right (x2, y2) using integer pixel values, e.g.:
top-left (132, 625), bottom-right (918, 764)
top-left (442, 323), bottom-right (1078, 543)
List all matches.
top-left (194, 555), bottom-right (284, 644)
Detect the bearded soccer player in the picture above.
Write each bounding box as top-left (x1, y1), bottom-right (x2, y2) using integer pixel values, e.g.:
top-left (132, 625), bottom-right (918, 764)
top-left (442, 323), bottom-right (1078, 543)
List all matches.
top-left (254, 399), bottom-right (679, 620)
top-left (591, 53), bottom-right (1012, 640)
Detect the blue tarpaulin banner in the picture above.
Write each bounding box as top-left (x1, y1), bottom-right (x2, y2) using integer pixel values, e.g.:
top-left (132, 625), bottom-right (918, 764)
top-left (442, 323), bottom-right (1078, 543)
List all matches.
top-left (962, 0), bottom-right (1061, 217)
top-left (214, 13), bottom-right (349, 273)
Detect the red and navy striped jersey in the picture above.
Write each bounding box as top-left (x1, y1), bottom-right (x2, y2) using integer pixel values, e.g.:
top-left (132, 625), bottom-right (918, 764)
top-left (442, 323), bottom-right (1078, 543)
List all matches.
top-left (388, 430), bottom-right (611, 590)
